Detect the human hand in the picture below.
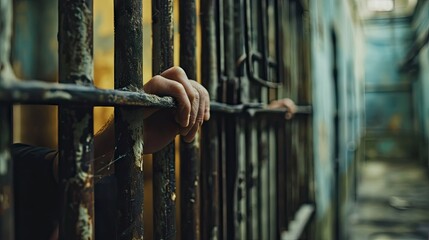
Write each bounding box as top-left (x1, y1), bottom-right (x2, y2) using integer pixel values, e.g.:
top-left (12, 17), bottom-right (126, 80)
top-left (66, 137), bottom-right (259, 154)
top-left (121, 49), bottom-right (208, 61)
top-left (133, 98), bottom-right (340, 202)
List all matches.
top-left (267, 98), bottom-right (296, 120)
top-left (143, 66), bottom-right (210, 153)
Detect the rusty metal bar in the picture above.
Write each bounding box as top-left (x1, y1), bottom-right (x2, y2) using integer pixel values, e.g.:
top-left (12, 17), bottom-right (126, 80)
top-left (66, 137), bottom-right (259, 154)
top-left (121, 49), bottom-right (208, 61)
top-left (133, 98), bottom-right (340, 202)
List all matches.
top-left (276, 120), bottom-right (288, 236)
top-left (113, 0), bottom-right (145, 238)
top-left (200, 0), bottom-right (221, 238)
top-left (0, 0), bottom-right (14, 239)
top-left (152, 0), bottom-right (176, 239)
top-left (179, 0), bottom-right (201, 239)
top-left (58, 0), bottom-right (95, 239)
top-left (0, 105), bottom-right (12, 240)
top-left (0, 80), bottom-right (176, 107)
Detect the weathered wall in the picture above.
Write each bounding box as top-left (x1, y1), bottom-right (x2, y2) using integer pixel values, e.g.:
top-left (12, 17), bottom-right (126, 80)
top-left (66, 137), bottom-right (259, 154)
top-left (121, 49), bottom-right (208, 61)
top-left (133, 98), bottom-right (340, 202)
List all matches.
top-left (409, 0), bottom-right (429, 166)
top-left (309, 0), bottom-right (365, 239)
top-left (364, 16), bottom-right (417, 160)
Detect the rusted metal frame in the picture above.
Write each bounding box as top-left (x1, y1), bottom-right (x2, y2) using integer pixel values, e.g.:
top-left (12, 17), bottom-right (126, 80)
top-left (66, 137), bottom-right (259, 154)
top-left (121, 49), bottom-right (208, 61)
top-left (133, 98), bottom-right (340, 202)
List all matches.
top-left (200, 118), bottom-right (220, 240)
top-left (179, 0), bottom-right (201, 239)
top-left (257, 118), bottom-right (269, 240)
top-left (276, 119), bottom-right (287, 236)
top-left (0, 105), bottom-right (13, 240)
top-left (0, 0), bottom-right (14, 239)
top-left (242, 0), bottom-right (281, 88)
top-left (210, 102), bottom-right (312, 115)
top-left (58, 0), bottom-right (95, 239)
top-left (201, 0), bottom-right (218, 102)
top-left (258, 0), bottom-right (269, 84)
top-left (113, 0), bottom-right (145, 238)
top-left (223, 0), bottom-right (244, 238)
top-left (224, 114), bottom-right (242, 240)
top-left (200, 0), bottom-right (221, 238)
top-left (284, 121), bottom-right (294, 225)
top-left (152, 0), bottom-right (176, 239)
top-left (236, 117), bottom-right (247, 240)
top-left (218, 115), bottom-right (228, 240)
top-left (268, 117), bottom-right (278, 239)
top-left (244, 115), bottom-right (259, 240)
top-left (274, 0), bottom-right (281, 85)
top-left (0, 81), bottom-right (175, 107)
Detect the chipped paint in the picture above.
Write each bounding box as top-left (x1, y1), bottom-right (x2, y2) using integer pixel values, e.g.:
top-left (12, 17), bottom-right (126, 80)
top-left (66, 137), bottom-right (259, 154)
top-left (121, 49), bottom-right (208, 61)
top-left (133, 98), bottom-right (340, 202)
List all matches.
top-left (43, 90), bottom-right (72, 100)
top-left (78, 204), bottom-right (94, 239)
top-left (122, 109), bottom-right (144, 171)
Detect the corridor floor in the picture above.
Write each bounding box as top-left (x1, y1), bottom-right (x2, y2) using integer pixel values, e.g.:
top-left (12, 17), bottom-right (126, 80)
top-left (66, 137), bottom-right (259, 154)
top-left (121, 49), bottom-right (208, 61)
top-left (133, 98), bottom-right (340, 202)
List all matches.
top-left (347, 160), bottom-right (429, 240)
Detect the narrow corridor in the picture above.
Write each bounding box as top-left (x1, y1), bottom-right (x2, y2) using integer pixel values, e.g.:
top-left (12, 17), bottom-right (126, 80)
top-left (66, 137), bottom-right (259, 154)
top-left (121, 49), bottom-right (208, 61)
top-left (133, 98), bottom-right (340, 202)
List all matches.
top-left (348, 160), bottom-right (429, 239)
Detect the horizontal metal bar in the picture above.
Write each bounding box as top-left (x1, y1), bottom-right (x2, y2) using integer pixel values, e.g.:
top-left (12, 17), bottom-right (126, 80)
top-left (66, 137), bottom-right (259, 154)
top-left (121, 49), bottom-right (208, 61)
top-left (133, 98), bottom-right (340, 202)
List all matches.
top-left (0, 80), bottom-right (175, 107)
top-left (210, 101), bottom-right (312, 115)
top-left (0, 81), bottom-right (312, 116)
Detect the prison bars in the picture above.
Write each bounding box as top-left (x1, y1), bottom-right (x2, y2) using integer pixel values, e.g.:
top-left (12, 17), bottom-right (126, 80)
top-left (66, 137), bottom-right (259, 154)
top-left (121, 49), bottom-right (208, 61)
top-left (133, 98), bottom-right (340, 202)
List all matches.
top-left (0, 0), bottom-right (14, 239)
top-left (152, 0), bottom-right (177, 239)
top-left (2, 0), bottom-right (314, 238)
top-left (179, 0), bottom-right (201, 240)
top-left (57, 0), bottom-right (95, 239)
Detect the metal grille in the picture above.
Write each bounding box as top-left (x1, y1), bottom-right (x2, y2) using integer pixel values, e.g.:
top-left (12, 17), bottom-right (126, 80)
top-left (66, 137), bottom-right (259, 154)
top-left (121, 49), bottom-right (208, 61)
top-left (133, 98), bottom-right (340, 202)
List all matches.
top-left (0, 0), bottom-right (314, 239)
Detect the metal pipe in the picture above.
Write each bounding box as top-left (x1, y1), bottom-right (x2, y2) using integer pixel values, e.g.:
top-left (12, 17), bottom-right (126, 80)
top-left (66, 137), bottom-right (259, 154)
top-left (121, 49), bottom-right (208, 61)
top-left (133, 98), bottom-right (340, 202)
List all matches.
top-left (58, 0), bottom-right (95, 239)
top-left (113, 0), bottom-right (145, 238)
top-left (152, 0), bottom-right (176, 239)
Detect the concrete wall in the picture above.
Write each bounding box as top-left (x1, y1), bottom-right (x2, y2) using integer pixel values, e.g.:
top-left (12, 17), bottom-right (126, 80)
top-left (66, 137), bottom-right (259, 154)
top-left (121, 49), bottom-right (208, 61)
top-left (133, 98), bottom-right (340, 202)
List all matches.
top-left (409, 0), bottom-right (429, 166)
top-left (309, 0), bottom-right (365, 239)
top-left (364, 16), bottom-right (417, 160)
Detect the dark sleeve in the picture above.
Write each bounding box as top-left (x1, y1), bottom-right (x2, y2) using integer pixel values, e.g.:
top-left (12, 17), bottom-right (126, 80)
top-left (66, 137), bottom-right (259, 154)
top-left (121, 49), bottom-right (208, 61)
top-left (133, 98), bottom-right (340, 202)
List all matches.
top-left (11, 143), bottom-right (59, 240)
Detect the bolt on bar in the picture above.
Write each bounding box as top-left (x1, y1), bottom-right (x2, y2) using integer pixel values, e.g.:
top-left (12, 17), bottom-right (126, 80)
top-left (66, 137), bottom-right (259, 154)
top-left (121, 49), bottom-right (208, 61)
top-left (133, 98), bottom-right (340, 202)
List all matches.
top-left (152, 0), bottom-right (177, 239)
top-left (0, 0), bottom-right (14, 239)
top-left (113, 0), bottom-right (145, 238)
top-left (179, 0), bottom-right (201, 239)
top-left (57, 0), bottom-right (95, 239)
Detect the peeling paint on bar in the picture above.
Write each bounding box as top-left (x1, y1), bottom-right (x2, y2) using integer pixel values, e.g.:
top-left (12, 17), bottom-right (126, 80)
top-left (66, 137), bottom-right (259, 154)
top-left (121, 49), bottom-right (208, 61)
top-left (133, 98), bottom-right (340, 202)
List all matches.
top-left (0, 80), bottom-right (176, 107)
top-left (78, 204), bottom-right (94, 240)
top-left (114, 0), bottom-right (145, 238)
top-left (122, 109), bottom-right (145, 171)
top-left (58, 0), bottom-right (95, 239)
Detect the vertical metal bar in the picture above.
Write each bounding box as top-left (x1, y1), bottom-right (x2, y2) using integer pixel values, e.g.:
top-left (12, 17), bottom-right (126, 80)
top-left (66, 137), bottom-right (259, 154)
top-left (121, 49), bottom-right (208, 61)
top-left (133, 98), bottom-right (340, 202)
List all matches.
top-left (152, 0), bottom-right (176, 239)
top-left (258, 120), bottom-right (269, 240)
top-left (200, 0), bottom-right (220, 238)
top-left (113, 0), bottom-right (145, 239)
top-left (201, 0), bottom-right (218, 101)
top-left (0, 0), bottom-right (14, 238)
top-left (269, 122), bottom-right (277, 239)
top-left (58, 0), bottom-right (94, 239)
top-left (276, 120), bottom-right (287, 236)
top-left (179, 0), bottom-right (200, 239)
top-left (245, 115), bottom-right (259, 240)
top-left (236, 118), bottom-right (247, 240)
top-left (0, 106), bottom-right (12, 240)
